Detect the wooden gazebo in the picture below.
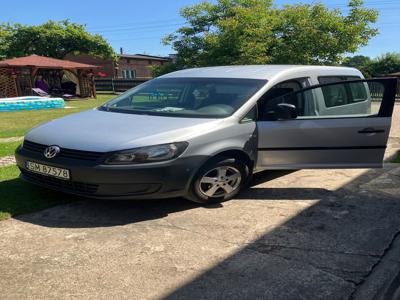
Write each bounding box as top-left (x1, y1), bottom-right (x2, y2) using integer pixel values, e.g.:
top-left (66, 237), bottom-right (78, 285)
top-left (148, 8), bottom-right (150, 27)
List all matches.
top-left (0, 55), bottom-right (99, 98)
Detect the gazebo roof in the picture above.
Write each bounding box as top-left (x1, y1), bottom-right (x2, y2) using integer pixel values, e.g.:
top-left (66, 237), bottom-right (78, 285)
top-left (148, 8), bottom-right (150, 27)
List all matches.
top-left (0, 54), bottom-right (99, 69)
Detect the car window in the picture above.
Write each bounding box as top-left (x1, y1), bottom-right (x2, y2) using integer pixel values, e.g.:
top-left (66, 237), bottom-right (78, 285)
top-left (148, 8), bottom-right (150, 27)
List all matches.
top-left (241, 106), bottom-right (257, 123)
top-left (318, 76), bottom-right (367, 108)
top-left (261, 80), bottom-right (387, 120)
top-left (318, 75), bottom-right (361, 84)
top-left (321, 84), bottom-right (350, 107)
top-left (102, 78), bottom-right (266, 118)
top-left (260, 78), bottom-right (313, 118)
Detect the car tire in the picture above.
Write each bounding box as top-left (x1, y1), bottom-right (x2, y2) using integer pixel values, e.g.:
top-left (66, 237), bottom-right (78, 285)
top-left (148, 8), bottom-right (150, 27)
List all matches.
top-left (186, 156), bottom-right (249, 204)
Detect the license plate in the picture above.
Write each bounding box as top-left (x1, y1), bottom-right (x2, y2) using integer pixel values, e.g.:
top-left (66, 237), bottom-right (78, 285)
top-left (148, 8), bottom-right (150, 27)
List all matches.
top-left (25, 161), bottom-right (70, 180)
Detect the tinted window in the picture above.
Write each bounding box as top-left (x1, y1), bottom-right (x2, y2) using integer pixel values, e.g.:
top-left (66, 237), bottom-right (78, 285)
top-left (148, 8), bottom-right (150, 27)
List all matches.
top-left (102, 78), bottom-right (266, 118)
top-left (321, 84), bottom-right (350, 108)
top-left (321, 82), bottom-right (368, 108)
top-left (318, 76), bottom-right (361, 84)
top-left (261, 80), bottom-right (386, 120)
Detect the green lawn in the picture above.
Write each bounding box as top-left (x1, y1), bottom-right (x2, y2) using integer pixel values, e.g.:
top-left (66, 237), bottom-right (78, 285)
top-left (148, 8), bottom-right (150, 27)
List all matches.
top-left (0, 94), bottom-right (115, 138)
top-left (0, 141), bottom-right (22, 157)
top-left (393, 151), bottom-right (400, 163)
top-left (0, 165), bottom-right (82, 220)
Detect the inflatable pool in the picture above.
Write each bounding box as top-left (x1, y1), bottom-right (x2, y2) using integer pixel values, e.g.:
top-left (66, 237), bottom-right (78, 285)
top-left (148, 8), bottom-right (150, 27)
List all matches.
top-left (0, 96), bottom-right (65, 112)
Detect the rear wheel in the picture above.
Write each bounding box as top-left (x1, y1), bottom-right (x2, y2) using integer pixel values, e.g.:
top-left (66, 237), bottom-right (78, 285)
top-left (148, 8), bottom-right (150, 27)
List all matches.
top-left (186, 157), bottom-right (249, 204)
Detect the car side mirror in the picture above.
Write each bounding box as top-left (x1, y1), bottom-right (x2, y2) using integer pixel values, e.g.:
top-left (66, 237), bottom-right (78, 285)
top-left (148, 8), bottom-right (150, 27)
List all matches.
top-left (265, 103), bottom-right (298, 120)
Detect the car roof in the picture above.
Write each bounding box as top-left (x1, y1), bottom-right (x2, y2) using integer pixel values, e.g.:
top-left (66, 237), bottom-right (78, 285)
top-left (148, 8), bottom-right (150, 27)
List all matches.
top-left (160, 65), bottom-right (361, 80)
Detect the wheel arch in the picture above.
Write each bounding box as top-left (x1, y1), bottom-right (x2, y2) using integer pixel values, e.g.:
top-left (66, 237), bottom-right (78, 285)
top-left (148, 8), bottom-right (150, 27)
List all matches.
top-left (212, 149), bottom-right (254, 171)
top-left (187, 149), bottom-right (253, 184)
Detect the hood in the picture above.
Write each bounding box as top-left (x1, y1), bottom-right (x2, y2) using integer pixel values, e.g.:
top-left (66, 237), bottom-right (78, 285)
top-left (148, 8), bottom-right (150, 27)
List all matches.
top-left (25, 109), bottom-right (223, 152)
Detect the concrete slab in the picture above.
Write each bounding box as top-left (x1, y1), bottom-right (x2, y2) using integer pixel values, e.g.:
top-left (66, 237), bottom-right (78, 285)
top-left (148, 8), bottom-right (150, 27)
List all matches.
top-left (389, 104), bottom-right (400, 138)
top-left (0, 163), bottom-right (400, 299)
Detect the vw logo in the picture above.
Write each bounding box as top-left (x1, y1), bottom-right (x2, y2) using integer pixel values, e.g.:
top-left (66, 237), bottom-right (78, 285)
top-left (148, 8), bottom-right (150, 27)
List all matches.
top-left (43, 145), bottom-right (60, 159)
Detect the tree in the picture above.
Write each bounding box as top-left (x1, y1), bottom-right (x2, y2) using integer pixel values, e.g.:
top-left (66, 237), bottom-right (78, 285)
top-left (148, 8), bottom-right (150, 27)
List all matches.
top-left (155, 0), bottom-right (378, 75)
top-left (342, 55), bottom-right (372, 77)
top-left (0, 20), bottom-right (115, 60)
top-left (368, 52), bottom-right (400, 76)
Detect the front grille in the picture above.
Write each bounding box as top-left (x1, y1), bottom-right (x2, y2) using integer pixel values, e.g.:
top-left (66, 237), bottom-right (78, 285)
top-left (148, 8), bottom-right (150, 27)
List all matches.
top-left (23, 140), bottom-right (104, 161)
top-left (21, 169), bottom-right (98, 195)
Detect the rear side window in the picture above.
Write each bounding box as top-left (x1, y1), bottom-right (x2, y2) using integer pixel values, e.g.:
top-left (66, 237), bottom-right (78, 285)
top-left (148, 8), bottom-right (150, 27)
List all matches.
top-left (318, 76), bottom-right (367, 108)
top-left (321, 84), bottom-right (350, 108)
top-left (318, 76), bottom-right (361, 84)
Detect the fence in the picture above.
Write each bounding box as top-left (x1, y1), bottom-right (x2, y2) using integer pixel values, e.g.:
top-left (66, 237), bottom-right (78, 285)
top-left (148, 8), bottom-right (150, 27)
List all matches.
top-left (369, 80), bottom-right (400, 100)
top-left (95, 78), bottom-right (149, 93)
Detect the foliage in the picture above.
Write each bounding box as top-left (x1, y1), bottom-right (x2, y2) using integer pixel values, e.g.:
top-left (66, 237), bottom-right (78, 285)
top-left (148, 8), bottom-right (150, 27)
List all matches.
top-left (150, 63), bottom-right (180, 77)
top-left (342, 52), bottom-right (400, 77)
top-left (368, 52), bottom-right (400, 76)
top-left (342, 55), bottom-right (372, 77)
top-left (0, 20), bottom-right (115, 60)
top-left (154, 0), bottom-right (378, 75)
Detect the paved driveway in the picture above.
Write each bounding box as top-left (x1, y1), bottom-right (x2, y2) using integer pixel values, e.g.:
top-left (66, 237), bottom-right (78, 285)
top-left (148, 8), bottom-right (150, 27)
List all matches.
top-left (1, 164), bottom-right (400, 299)
top-left (389, 103), bottom-right (400, 138)
top-left (0, 105), bottom-right (399, 300)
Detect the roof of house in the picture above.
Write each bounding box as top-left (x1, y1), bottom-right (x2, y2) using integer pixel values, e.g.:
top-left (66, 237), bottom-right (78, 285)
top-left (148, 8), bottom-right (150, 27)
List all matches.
top-left (118, 54), bottom-right (171, 61)
top-left (160, 65), bottom-right (361, 80)
top-left (388, 72), bottom-right (400, 76)
top-left (0, 54), bottom-right (99, 69)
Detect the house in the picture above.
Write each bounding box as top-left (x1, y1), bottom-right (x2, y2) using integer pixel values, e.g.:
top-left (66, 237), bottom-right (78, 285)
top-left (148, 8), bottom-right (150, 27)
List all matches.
top-left (65, 50), bottom-right (172, 79)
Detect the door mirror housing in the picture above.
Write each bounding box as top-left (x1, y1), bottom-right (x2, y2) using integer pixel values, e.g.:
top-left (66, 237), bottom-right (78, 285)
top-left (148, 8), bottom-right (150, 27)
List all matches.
top-left (265, 103), bottom-right (298, 120)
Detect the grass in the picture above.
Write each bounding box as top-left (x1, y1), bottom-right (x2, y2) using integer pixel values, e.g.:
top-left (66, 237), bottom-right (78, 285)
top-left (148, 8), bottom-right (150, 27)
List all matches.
top-left (0, 165), bottom-right (83, 221)
top-left (0, 141), bottom-right (22, 157)
top-left (393, 151), bottom-right (400, 163)
top-left (0, 94), bottom-right (115, 138)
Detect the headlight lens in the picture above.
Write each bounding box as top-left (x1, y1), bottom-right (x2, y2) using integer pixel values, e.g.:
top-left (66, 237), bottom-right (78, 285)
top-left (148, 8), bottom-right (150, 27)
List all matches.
top-left (104, 142), bottom-right (188, 165)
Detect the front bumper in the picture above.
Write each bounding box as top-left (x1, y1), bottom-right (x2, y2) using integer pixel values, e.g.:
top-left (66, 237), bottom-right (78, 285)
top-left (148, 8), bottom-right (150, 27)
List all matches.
top-left (15, 146), bottom-right (208, 199)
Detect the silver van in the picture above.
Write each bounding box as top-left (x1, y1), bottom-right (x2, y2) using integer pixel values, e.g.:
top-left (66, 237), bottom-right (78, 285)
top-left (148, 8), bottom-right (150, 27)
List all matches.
top-left (15, 65), bottom-right (397, 203)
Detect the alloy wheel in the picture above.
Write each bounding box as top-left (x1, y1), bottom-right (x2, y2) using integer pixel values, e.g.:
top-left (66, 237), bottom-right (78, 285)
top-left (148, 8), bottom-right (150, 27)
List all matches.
top-left (198, 166), bottom-right (242, 197)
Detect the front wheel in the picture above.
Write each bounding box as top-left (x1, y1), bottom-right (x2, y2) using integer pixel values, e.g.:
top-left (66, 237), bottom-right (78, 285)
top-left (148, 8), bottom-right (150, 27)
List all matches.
top-left (186, 157), bottom-right (249, 204)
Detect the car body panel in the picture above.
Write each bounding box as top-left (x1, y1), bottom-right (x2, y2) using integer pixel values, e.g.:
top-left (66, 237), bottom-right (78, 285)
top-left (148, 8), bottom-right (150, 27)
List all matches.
top-left (25, 109), bottom-right (224, 152)
top-left (257, 117), bottom-right (390, 169)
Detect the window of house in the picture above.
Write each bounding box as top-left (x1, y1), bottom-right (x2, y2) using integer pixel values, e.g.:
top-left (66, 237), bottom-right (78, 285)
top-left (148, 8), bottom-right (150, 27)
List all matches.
top-left (122, 69), bottom-right (136, 79)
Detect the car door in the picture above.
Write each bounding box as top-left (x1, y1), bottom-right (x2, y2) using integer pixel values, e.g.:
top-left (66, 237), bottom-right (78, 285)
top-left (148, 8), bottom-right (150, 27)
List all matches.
top-left (256, 78), bottom-right (397, 169)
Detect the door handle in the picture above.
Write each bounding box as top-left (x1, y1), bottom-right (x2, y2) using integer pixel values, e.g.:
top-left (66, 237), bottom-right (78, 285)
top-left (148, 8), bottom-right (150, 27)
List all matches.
top-left (358, 128), bottom-right (385, 134)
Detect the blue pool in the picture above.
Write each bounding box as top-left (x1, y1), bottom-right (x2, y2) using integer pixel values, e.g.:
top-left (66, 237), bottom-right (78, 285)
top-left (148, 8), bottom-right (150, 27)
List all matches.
top-left (0, 96), bottom-right (65, 112)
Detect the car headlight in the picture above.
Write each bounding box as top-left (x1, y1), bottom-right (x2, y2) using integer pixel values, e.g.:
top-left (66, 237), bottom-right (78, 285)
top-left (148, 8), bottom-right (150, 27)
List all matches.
top-left (104, 142), bottom-right (189, 165)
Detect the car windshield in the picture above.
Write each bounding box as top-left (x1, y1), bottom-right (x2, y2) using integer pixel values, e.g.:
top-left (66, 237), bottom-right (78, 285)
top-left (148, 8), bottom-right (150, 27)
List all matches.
top-left (100, 77), bottom-right (266, 118)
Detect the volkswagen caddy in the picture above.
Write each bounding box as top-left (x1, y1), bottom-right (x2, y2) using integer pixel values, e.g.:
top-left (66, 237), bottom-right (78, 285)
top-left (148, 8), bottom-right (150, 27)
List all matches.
top-left (15, 65), bottom-right (397, 203)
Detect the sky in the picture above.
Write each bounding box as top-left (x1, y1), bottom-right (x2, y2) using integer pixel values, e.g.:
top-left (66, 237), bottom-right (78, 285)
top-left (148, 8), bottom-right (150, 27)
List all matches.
top-left (1, 0), bottom-right (399, 58)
